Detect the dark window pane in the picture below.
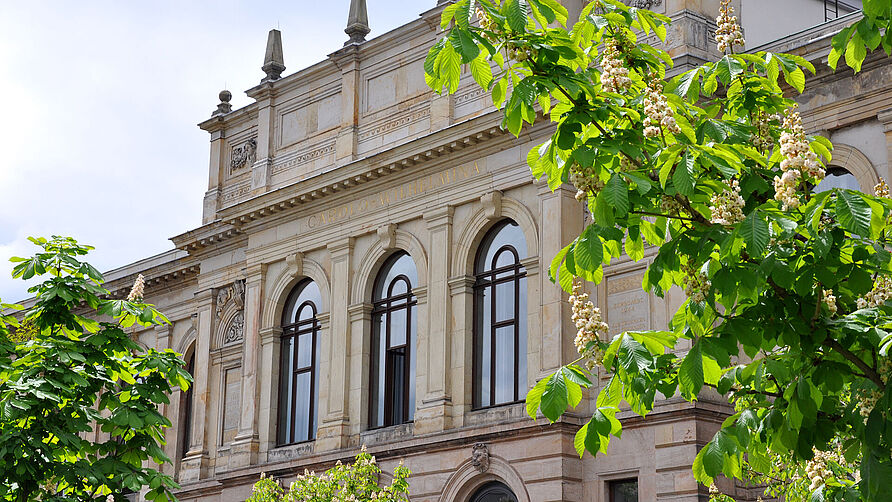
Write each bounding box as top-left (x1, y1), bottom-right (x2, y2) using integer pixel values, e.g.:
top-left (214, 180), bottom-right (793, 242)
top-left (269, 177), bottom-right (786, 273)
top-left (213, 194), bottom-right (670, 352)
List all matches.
top-left (494, 326), bottom-right (516, 404)
top-left (297, 333), bottom-right (312, 369)
top-left (517, 278), bottom-right (528, 400)
top-left (470, 482), bottom-right (518, 502)
top-left (389, 348), bottom-right (406, 425)
top-left (494, 280), bottom-right (515, 322)
top-left (609, 479), bottom-right (639, 502)
top-left (294, 372), bottom-right (312, 441)
top-left (389, 308), bottom-right (407, 347)
top-left (475, 287), bottom-right (492, 407)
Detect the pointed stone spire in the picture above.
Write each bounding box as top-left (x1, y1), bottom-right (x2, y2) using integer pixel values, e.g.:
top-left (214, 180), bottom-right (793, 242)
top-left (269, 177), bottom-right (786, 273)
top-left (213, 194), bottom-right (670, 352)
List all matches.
top-left (261, 29), bottom-right (285, 82)
top-left (344, 0), bottom-right (370, 45)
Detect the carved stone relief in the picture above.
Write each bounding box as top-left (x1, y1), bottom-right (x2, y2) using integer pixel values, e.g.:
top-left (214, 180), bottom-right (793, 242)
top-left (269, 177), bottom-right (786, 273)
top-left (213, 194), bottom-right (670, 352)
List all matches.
top-left (230, 139), bottom-right (257, 174)
top-left (470, 443), bottom-right (490, 473)
top-left (216, 280), bottom-right (246, 345)
top-left (625, 0), bottom-right (662, 8)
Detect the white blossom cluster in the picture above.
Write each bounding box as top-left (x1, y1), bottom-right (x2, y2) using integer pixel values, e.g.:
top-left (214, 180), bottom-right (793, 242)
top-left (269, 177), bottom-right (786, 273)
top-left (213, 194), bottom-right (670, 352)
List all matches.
top-left (751, 112), bottom-right (778, 151)
top-left (715, 0), bottom-right (745, 53)
top-left (773, 109), bottom-right (823, 210)
top-left (660, 195), bottom-right (683, 215)
top-left (857, 358), bottom-right (891, 418)
top-left (599, 41), bottom-right (631, 94)
top-left (642, 77), bottom-right (680, 138)
top-left (709, 179), bottom-right (745, 225)
top-left (875, 178), bottom-right (890, 198)
top-left (822, 289), bottom-right (838, 316)
top-left (780, 110), bottom-right (824, 180)
top-left (570, 280), bottom-right (609, 369)
top-left (570, 163), bottom-right (605, 201)
top-left (126, 274), bottom-right (146, 303)
top-left (805, 449), bottom-right (834, 492)
top-left (682, 262), bottom-right (710, 303)
top-left (856, 275), bottom-right (892, 309)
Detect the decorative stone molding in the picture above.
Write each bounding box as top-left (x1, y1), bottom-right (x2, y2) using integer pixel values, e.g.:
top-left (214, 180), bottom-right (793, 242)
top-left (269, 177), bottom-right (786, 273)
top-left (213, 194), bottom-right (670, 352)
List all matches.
top-left (377, 223), bottom-right (397, 250)
top-left (223, 311), bottom-right (245, 345)
top-left (480, 191), bottom-right (502, 220)
top-left (625, 0), bottom-right (661, 8)
top-left (471, 443), bottom-right (490, 473)
top-left (285, 252), bottom-right (303, 278)
top-left (230, 139), bottom-right (257, 174)
top-left (216, 280), bottom-right (246, 320)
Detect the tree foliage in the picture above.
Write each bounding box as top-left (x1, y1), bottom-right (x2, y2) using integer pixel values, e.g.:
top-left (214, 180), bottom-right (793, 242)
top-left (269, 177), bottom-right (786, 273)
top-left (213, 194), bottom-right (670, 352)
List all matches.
top-left (0, 237), bottom-right (191, 502)
top-left (427, 1), bottom-right (892, 500)
top-left (246, 448), bottom-right (410, 502)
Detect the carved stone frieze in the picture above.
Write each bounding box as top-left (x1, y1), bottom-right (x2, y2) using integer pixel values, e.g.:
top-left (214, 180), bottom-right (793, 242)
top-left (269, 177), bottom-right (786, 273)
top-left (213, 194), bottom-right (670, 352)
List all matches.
top-left (230, 139), bottom-right (257, 174)
top-left (223, 311), bottom-right (245, 344)
top-left (216, 279), bottom-right (246, 320)
top-left (625, 0), bottom-right (662, 8)
top-left (470, 443), bottom-right (490, 473)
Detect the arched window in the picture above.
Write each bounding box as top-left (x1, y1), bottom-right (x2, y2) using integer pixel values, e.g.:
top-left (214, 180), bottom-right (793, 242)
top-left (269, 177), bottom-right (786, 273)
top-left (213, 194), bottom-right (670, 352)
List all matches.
top-left (470, 481), bottom-right (518, 502)
top-left (278, 279), bottom-right (322, 445)
top-left (369, 252), bottom-right (418, 428)
top-left (474, 220), bottom-right (528, 409)
top-left (180, 349), bottom-right (195, 458)
top-left (814, 166), bottom-right (861, 192)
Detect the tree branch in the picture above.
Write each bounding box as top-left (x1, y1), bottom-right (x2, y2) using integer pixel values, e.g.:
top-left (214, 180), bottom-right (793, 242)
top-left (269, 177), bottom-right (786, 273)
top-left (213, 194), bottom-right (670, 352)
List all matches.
top-left (825, 338), bottom-right (886, 388)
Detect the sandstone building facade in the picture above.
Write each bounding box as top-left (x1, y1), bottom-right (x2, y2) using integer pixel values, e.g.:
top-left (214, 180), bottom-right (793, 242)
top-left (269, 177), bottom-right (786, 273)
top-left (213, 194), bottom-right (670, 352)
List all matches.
top-left (100, 1), bottom-right (890, 500)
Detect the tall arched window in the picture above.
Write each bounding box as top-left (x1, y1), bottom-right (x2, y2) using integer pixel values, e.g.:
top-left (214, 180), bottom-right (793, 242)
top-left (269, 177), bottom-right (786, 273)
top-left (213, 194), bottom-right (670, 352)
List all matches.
top-left (370, 252), bottom-right (418, 428)
top-left (180, 349), bottom-right (195, 457)
top-left (278, 279), bottom-right (322, 445)
top-left (474, 220), bottom-right (528, 409)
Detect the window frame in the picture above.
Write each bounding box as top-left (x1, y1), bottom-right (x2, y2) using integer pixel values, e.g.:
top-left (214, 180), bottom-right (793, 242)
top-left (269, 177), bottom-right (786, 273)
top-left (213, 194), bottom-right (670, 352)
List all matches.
top-left (180, 350), bottom-right (195, 458)
top-left (369, 253), bottom-right (418, 429)
top-left (472, 222), bottom-right (528, 410)
top-left (277, 280), bottom-right (321, 446)
top-left (607, 477), bottom-right (639, 502)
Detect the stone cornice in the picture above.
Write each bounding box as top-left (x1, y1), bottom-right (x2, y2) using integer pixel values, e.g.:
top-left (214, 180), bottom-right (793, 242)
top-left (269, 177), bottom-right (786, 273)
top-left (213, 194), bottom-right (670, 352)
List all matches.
top-left (170, 222), bottom-right (244, 253)
top-left (104, 263), bottom-right (201, 300)
top-left (215, 115), bottom-right (513, 229)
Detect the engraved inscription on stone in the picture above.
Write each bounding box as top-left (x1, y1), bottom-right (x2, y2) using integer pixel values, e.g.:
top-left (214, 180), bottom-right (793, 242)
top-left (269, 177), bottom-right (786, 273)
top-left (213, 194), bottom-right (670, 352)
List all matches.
top-left (606, 271), bottom-right (650, 336)
top-left (221, 367), bottom-right (242, 444)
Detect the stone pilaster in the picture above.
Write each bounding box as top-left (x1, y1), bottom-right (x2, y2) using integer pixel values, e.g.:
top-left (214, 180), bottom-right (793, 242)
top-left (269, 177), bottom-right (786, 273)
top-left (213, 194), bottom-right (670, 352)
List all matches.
top-left (179, 290), bottom-right (215, 483)
top-left (231, 266), bottom-right (265, 467)
top-left (330, 47), bottom-right (361, 166)
top-left (316, 237), bottom-right (354, 451)
top-left (878, 108), bottom-right (892, 180)
top-left (447, 274), bottom-right (475, 428)
top-left (347, 302), bottom-right (372, 436)
top-left (537, 182), bottom-right (583, 377)
top-left (249, 85), bottom-right (276, 194)
top-left (414, 206), bottom-right (454, 434)
top-left (202, 128), bottom-right (224, 224)
top-left (257, 325), bottom-right (283, 455)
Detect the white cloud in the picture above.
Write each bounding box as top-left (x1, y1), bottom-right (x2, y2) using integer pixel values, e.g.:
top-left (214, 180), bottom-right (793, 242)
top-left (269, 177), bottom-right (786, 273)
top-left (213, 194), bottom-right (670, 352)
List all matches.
top-left (0, 0), bottom-right (421, 302)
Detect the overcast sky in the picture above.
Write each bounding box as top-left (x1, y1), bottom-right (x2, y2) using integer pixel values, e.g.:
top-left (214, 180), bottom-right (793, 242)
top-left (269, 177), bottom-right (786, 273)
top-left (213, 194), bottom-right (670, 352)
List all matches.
top-left (0, 1), bottom-right (421, 302)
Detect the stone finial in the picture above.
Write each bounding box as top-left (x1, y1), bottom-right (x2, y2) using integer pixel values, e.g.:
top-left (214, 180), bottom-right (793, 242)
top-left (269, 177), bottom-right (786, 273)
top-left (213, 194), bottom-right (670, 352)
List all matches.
top-left (261, 29), bottom-right (286, 82)
top-left (344, 0), bottom-right (370, 45)
top-left (213, 90), bottom-right (232, 116)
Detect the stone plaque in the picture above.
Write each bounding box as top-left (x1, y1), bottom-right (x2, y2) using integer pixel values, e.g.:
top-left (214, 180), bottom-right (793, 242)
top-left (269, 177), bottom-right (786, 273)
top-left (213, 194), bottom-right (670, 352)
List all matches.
top-left (606, 270), bottom-right (650, 336)
top-left (221, 367), bottom-right (242, 444)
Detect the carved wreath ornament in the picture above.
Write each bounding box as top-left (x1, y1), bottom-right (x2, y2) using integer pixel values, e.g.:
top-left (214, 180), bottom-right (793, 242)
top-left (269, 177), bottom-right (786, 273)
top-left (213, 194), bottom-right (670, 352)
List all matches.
top-left (217, 280), bottom-right (246, 345)
top-left (230, 139), bottom-right (257, 173)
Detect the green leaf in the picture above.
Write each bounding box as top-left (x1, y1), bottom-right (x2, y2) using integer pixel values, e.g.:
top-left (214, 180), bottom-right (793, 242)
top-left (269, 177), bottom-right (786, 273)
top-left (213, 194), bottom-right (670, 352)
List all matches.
top-left (603, 173), bottom-right (630, 217)
top-left (740, 211), bottom-right (770, 256)
top-left (575, 225), bottom-right (604, 272)
top-left (673, 152), bottom-right (696, 196)
top-left (679, 342), bottom-right (705, 399)
top-left (469, 52), bottom-right (493, 88)
top-left (625, 230), bottom-right (644, 261)
top-left (527, 375), bottom-right (549, 419)
top-left (846, 31), bottom-right (868, 73)
top-left (782, 66), bottom-right (806, 93)
top-left (540, 370), bottom-right (569, 422)
top-left (836, 190), bottom-right (872, 236)
top-left (504, 0), bottom-right (529, 33)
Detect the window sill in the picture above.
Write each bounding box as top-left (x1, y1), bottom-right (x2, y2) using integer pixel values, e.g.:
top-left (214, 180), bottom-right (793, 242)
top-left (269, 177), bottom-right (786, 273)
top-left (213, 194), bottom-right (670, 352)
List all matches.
top-left (464, 401), bottom-right (529, 427)
top-left (268, 440), bottom-right (315, 463)
top-left (360, 421), bottom-right (415, 446)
